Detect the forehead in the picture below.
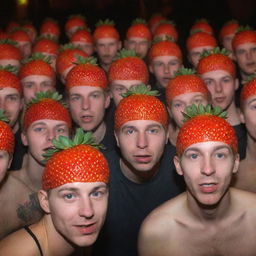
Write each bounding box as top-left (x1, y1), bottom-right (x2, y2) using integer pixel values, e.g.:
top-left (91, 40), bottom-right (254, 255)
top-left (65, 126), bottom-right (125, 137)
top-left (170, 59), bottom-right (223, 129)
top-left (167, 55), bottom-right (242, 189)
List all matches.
top-left (69, 85), bottom-right (103, 95)
top-left (111, 80), bottom-right (142, 88)
top-left (96, 38), bottom-right (118, 44)
top-left (243, 95), bottom-right (256, 108)
top-left (120, 119), bottom-right (164, 129)
top-left (29, 119), bottom-right (68, 128)
top-left (184, 141), bottom-right (232, 153)
top-left (21, 75), bottom-right (53, 83)
top-left (236, 42), bottom-right (256, 51)
top-left (201, 70), bottom-right (232, 79)
top-left (172, 92), bottom-right (206, 103)
top-left (127, 37), bottom-right (149, 42)
top-left (190, 46), bottom-right (214, 54)
top-left (152, 55), bottom-right (179, 62)
top-left (0, 87), bottom-right (20, 95)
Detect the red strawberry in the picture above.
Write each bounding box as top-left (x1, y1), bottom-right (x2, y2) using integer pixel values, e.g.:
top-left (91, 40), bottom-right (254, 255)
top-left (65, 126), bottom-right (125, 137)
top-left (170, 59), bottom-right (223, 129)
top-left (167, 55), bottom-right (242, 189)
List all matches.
top-left (93, 19), bottom-right (119, 41)
top-left (154, 20), bottom-right (178, 42)
top-left (148, 14), bottom-right (165, 33)
top-left (240, 74), bottom-right (256, 103)
top-left (176, 104), bottom-right (238, 155)
top-left (70, 28), bottom-right (93, 44)
top-left (40, 18), bottom-right (60, 38)
top-left (19, 53), bottom-right (55, 80)
top-left (9, 28), bottom-right (31, 43)
top-left (109, 49), bottom-right (149, 84)
top-left (23, 91), bottom-right (71, 131)
top-left (115, 84), bottom-right (168, 130)
top-left (166, 68), bottom-right (209, 104)
top-left (0, 110), bottom-right (15, 155)
top-left (0, 39), bottom-right (21, 61)
top-left (65, 15), bottom-right (86, 32)
top-left (148, 38), bottom-right (182, 62)
top-left (33, 36), bottom-right (59, 55)
top-left (42, 128), bottom-right (109, 190)
top-left (190, 19), bottom-right (213, 35)
top-left (126, 19), bottom-right (152, 41)
top-left (219, 20), bottom-right (239, 41)
top-left (232, 26), bottom-right (256, 50)
top-left (66, 56), bottom-right (107, 89)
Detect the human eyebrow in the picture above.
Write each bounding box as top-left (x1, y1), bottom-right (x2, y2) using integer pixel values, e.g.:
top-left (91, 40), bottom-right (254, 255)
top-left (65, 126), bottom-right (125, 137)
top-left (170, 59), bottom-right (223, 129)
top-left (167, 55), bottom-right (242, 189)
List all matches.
top-left (146, 124), bottom-right (162, 130)
top-left (31, 122), bottom-right (47, 127)
top-left (57, 187), bottom-right (79, 193)
top-left (248, 98), bottom-right (256, 105)
top-left (121, 125), bottom-right (137, 132)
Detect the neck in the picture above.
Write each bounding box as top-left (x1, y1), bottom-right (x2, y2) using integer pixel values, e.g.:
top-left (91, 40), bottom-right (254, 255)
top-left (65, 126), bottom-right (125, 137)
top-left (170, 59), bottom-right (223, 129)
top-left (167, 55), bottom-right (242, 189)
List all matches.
top-left (12, 121), bottom-right (20, 134)
top-left (119, 158), bottom-right (160, 184)
top-left (100, 62), bottom-right (110, 72)
top-left (245, 134), bottom-right (256, 161)
top-left (93, 121), bottom-right (106, 144)
top-left (42, 215), bottom-right (75, 256)
top-left (225, 101), bottom-right (241, 126)
top-left (187, 188), bottom-right (232, 223)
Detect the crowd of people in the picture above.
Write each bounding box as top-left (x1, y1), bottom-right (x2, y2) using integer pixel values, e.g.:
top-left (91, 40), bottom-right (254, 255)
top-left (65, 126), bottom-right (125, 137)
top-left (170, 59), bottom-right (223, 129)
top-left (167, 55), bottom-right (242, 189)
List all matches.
top-left (0, 11), bottom-right (255, 256)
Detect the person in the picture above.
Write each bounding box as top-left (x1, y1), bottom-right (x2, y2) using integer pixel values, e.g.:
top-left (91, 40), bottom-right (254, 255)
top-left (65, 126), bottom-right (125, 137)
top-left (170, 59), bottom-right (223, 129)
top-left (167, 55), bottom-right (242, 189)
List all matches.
top-left (0, 129), bottom-right (110, 256)
top-left (197, 47), bottom-right (247, 159)
top-left (65, 14), bottom-right (87, 39)
top-left (139, 104), bottom-right (256, 256)
top-left (92, 85), bottom-right (185, 256)
top-left (0, 110), bottom-right (14, 182)
top-left (19, 53), bottom-right (56, 104)
top-left (66, 56), bottom-right (115, 150)
top-left (165, 67), bottom-right (209, 146)
top-left (232, 75), bottom-right (256, 192)
top-left (153, 20), bottom-right (178, 43)
top-left (124, 19), bottom-right (152, 60)
top-left (0, 91), bottom-right (71, 239)
top-left (190, 19), bottom-right (214, 35)
top-left (39, 18), bottom-right (60, 42)
top-left (0, 65), bottom-right (25, 170)
top-left (219, 20), bottom-right (239, 60)
top-left (93, 19), bottom-right (121, 72)
top-left (148, 37), bottom-right (183, 102)
top-left (232, 26), bottom-right (256, 81)
top-left (186, 31), bottom-right (217, 68)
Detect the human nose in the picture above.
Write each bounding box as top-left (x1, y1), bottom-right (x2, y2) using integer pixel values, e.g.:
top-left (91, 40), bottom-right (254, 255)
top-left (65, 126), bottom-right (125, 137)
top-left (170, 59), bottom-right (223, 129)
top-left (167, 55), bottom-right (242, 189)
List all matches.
top-left (214, 80), bottom-right (223, 93)
top-left (136, 132), bottom-right (148, 149)
top-left (246, 50), bottom-right (253, 60)
top-left (163, 64), bottom-right (170, 74)
top-left (81, 97), bottom-right (90, 110)
top-left (46, 129), bottom-right (55, 142)
top-left (200, 156), bottom-right (215, 176)
top-left (79, 197), bottom-right (94, 219)
top-left (104, 45), bottom-right (110, 54)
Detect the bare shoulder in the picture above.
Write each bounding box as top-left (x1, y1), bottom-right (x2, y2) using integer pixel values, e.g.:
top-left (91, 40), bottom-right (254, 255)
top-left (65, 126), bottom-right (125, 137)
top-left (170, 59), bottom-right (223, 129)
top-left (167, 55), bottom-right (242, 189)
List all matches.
top-left (138, 193), bottom-right (186, 256)
top-left (0, 227), bottom-right (40, 256)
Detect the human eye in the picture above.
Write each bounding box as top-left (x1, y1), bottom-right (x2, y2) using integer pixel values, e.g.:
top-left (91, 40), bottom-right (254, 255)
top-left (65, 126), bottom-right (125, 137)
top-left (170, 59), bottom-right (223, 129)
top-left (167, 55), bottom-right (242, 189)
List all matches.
top-left (172, 101), bottom-right (183, 108)
top-left (91, 92), bottom-right (101, 99)
top-left (123, 128), bottom-right (135, 135)
top-left (169, 61), bottom-right (179, 66)
top-left (70, 95), bottom-right (80, 101)
top-left (7, 95), bottom-right (19, 101)
top-left (154, 62), bottom-right (163, 67)
top-left (204, 79), bottom-right (213, 86)
top-left (193, 98), bottom-right (203, 105)
top-left (249, 102), bottom-right (256, 110)
top-left (115, 87), bottom-right (125, 93)
top-left (237, 49), bottom-right (245, 55)
top-left (56, 126), bottom-right (67, 134)
top-left (42, 81), bottom-right (52, 88)
top-left (24, 83), bottom-right (34, 89)
top-left (222, 77), bottom-right (231, 83)
top-left (215, 153), bottom-right (225, 159)
top-left (63, 193), bottom-right (76, 201)
top-left (33, 126), bottom-right (45, 132)
top-left (185, 151), bottom-right (199, 160)
top-left (90, 190), bottom-right (103, 198)
top-left (147, 127), bottom-right (160, 134)
top-left (252, 47), bottom-right (256, 53)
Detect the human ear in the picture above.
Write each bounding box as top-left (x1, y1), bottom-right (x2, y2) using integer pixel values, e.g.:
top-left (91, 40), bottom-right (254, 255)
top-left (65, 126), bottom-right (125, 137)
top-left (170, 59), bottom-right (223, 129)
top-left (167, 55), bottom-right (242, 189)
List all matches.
top-left (114, 131), bottom-right (120, 147)
top-left (174, 155), bottom-right (183, 176)
top-left (232, 153), bottom-right (240, 174)
top-left (21, 131), bottom-right (28, 146)
top-left (38, 190), bottom-right (51, 214)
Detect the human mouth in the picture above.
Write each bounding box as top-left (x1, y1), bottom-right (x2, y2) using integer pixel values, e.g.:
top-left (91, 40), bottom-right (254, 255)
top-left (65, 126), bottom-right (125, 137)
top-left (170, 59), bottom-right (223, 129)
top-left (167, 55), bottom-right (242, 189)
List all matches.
top-left (134, 155), bottom-right (152, 163)
top-left (214, 97), bottom-right (226, 103)
top-left (81, 115), bottom-right (93, 123)
top-left (199, 183), bottom-right (218, 193)
top-left (75, 223), bottom-right (97, 235)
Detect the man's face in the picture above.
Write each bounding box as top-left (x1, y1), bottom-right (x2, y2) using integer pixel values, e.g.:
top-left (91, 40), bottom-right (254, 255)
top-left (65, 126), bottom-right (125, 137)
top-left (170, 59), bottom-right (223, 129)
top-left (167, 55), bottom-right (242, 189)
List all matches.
top-left (201, 70), bottom-right (237, 111)
top-left (21, 75), bottom-right (56, 104)
top-left (188, 46), bottom-right (214, 68)
top-left (174, 141), bottom-right (239, 206)
top-left (16, 41), bottom-right (32, 59)
top-left (234, 42), bottom-right (256, 76)
top-left (0, 59), bottom-right (20, 72)
top-left (110, 80), bottom-right (143, 106)
top-left (0, 87), bottom-right (23, 129)
top-left (72, 42), bottom-right (94, 56)
top-left (222, 34), bottom-right (235, 58)
top-left (125, 37), bottom-right (150, 59)
top-left (95, 38), bottom-right (121, 66)
top-left (42, 182), bottom-right (108, 247)
top-left (0, 150), bottom-right (11, 183)
top-left (168, 92), bottom-right (208, 128)
top-left (22, 119), bottom-right (69, 164)
top-left (241, 95), bottom-right (256, 141)
top-left (68, 86), bottom-right (110, 132)
top-left (115, 120), bottom-right (167, 172)
top-left (150, 55), bottom-right (182, 88)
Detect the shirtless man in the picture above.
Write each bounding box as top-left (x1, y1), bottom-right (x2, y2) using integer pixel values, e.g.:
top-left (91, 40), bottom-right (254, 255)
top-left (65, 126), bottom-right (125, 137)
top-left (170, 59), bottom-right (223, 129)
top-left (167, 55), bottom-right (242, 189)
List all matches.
top-left (0, 91), bottom-right (71, 239)
top-left (139, 104), bottom-right (256, 256)
top-left (0, 129), bottom-right (109, 256)
top-left (232, 75), bottom-right (256, 192)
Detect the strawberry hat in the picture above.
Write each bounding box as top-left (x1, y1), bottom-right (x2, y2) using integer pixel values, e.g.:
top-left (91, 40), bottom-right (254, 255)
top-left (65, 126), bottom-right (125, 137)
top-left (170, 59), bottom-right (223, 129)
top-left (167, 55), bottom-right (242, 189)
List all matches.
top-left (19, 53), bottom-right (55, 80)
top-left (109, 49), bottom-right (149, 83)
top-left (240, 74), bottom-right (256, 103)
top-left (115, 84), bottom-right (168, 130)
top-left (42, 128), bottom-right (109, 190)
top-left (40, 18), bottom-right (60, 37)
top-left (197, 47), bottom-right (236, 77)
top-left (176, 104), bottom-right (238, 155)
top-left (154, 20), bottom-right (178, 42)
top-left (32, 36), bottom-right (59, 55)
top-left (23, 91), bottom-right (72, 131)
top-left (166, 68), bottom-right (209, 104)
top-left (56, 44), bottom-right (88, 74)
top-left (0, 65), bottom-right (22, 94)
top-left (93, 19), bottom-right (119, 41)
top-left (0, 110), bottom-right (15, 155)
top-left (126, 19), bottom-right (152, 40)
top-left (232, 26), bottom-right (256, 50)
top-left (148, 38), bottom-right (182, 62)
top-left (148, 14), bottom-right (165, 33)
top-left (9, 28), bottom-right (31, 43)
top-left (65, 15), bottom-right (86, 32)
top-left (219, 20), bottom-right (239, 40)
top-left (190, 19), bottom-right (213, 35)
top-left (65, 56), bottom-right (108, 90)
top-left (70, 28), bottom-right (93, 44)
top-left (0, 39), bottom-right (22, 61)
top-left (186, 32), bottom-right (217, 51)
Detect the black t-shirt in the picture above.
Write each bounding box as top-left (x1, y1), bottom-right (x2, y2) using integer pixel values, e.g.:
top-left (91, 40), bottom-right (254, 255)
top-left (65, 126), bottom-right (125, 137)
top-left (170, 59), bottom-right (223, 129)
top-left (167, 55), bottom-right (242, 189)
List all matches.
top-left (233, 123), bottom-right (247, 161)
top-left (9, 128), bottom-right (27, 171)
top-left (92, 145), bottom-right (185, 256)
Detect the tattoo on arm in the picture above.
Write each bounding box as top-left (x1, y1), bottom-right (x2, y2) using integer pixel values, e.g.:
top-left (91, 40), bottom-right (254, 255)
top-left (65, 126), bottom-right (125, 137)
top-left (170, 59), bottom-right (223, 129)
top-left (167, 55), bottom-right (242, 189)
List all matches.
top-left (16, 192), bottom-right (43, 223)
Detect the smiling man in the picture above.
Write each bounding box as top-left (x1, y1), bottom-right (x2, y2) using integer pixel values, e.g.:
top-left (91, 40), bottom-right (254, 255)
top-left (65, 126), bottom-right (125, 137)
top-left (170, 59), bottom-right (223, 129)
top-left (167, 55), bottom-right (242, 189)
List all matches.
top-left (92, 85), bottom-right (184, 256)
top-left (0, 129), bottom-right (110, 256)
top-left (139, 104), bottom-right (256, 256)
top-left (0, 91), bottom-right (71, 239)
